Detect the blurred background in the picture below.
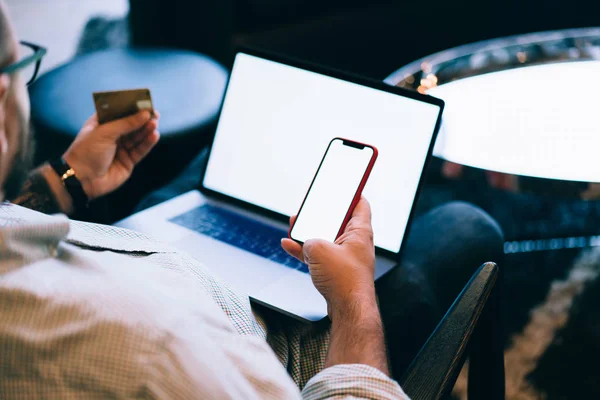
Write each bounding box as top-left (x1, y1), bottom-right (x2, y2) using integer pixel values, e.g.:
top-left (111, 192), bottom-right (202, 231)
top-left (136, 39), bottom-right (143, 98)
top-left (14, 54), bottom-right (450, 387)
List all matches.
top-left (10, 0), bottom-right (600, 78)
top-left (6, 0), bottom-right (128, 73)
top-left (7, 1), bottom-right (600, 399)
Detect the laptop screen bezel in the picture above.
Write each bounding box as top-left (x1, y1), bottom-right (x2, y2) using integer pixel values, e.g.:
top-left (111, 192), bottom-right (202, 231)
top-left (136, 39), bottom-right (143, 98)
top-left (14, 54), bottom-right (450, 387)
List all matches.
top-left (199, 46), bottom-right (445, 261)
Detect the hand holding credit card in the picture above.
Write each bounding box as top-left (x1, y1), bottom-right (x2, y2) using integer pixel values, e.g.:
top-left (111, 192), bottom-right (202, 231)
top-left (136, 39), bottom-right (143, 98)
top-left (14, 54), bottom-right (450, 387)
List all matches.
top-left (58, 88), bottom-right (160, 203)
top-left (93, 88), bottom-right (155, 124)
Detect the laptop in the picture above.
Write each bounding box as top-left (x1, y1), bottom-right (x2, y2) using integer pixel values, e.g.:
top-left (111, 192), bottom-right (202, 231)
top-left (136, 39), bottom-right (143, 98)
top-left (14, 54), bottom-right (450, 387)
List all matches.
top-left (116, 48), bottom-right (444, 322)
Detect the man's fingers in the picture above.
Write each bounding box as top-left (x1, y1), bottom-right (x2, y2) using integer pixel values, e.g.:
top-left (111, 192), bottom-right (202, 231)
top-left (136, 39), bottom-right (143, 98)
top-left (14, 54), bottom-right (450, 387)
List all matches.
top-left (78, 113), bottom-right (100, 133)
top-left (289, 215), bottom-right (297, 227)
top-left (303, 239), bottom-right (335, 264)
top-left (350, 196), bottom-right (372, 224)
top-left (125, 131), bottom-right (160, 165)
top-left (281, 238), bottom-right (304, 263)
top-left (100, 110), bottom-right (152, 138)
top-left (342, 196), bottom-right (373, 235)
top-left (122, 120), bottom-right (158, 150)
top-left (84, 113), bottom-right (99, 126)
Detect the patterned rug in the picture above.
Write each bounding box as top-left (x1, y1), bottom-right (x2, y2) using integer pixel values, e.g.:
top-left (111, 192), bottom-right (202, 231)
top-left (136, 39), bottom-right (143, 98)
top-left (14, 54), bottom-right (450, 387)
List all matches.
top-left (78, 16), bottom-right (600, 399)
top-left (420, 169), bottom-right (600, 399)
top-left (453, 247), bottom-right (600, 399)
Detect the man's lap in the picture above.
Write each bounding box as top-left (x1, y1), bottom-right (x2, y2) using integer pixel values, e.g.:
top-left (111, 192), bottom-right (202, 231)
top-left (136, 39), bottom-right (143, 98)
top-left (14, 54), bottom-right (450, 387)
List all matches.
top-left (377, 201), bottom-right (504, 379)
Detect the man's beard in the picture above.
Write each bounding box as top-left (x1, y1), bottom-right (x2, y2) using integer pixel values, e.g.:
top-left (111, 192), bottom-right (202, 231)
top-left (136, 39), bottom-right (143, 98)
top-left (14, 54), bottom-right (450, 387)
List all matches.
top-left (4, 122), bottom-right (34, 201)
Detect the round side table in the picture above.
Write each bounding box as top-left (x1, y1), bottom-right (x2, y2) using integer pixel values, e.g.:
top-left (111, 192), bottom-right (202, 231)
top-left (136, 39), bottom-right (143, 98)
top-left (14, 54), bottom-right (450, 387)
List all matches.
top-left (385, 27), bottom-right (600, 199)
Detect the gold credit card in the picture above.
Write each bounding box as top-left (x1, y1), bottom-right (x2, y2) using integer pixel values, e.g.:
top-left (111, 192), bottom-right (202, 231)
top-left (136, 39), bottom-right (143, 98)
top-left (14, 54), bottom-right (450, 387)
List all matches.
top-left (93, 88), bottom-right (154, 124)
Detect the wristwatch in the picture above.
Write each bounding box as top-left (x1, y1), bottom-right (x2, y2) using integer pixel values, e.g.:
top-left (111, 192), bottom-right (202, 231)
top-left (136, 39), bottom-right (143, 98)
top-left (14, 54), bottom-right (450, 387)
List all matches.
top-left (49, 158), bottom-right (89, 213)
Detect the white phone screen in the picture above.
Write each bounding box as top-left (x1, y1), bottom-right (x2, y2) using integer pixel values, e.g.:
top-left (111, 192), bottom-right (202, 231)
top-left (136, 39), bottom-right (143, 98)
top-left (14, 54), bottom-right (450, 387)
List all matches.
top-left (291, 139), bottom-right (375, 243)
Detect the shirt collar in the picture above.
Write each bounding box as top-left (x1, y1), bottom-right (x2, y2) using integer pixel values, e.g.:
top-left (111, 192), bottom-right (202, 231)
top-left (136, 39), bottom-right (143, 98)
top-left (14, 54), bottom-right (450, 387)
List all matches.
top-left (0, 203), bottom-right (70, 273)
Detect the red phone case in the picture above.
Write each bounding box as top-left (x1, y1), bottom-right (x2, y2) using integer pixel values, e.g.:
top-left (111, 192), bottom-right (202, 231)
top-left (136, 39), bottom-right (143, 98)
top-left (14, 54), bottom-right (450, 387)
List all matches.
top-left (288, 137), bottom-right (378, 243)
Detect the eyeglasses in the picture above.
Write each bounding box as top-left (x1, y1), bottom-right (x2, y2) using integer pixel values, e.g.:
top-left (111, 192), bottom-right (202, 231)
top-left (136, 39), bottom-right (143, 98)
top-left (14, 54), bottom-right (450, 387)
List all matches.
top-left (0, 41), bottom-right (47, 86)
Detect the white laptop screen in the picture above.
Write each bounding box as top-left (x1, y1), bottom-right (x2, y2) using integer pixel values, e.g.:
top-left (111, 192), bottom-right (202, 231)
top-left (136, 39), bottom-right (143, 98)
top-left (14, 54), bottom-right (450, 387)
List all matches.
top-left (202, 52), bottom-right (442, 254)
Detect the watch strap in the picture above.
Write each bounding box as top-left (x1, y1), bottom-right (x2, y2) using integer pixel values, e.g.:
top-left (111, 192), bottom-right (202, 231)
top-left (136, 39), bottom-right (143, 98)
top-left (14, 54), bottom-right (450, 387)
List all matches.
top-left (49, 158), bottom-right (89, 213)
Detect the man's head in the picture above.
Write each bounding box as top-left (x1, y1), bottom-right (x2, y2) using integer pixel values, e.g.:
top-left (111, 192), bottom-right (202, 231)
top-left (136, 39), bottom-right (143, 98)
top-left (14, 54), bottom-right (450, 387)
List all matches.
top-left (0, 0), bottom-right (33, 201)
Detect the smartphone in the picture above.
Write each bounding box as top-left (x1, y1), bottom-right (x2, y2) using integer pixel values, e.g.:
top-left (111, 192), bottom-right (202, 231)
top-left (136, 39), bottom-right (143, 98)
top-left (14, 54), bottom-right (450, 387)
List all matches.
top-left (93, 88), bottom-right (154, 124)
top-left (289, 138), bottom-right (378, 244)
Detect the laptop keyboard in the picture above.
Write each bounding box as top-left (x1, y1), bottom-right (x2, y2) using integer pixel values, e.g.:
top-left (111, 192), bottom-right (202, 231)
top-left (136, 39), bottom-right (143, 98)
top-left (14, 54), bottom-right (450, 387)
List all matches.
top-left (170, 204), bottom-right (309, 273)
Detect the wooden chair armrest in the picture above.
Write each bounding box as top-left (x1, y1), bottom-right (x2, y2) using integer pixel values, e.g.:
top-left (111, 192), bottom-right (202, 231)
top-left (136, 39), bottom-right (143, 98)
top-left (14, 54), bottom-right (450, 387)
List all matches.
top-left (399, 262), bottom-right (504, 400)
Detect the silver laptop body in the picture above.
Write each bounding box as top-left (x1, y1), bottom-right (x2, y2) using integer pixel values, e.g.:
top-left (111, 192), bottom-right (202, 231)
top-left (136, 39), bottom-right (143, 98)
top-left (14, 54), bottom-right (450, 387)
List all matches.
top-left (116, 49), bottom-right (444, 322)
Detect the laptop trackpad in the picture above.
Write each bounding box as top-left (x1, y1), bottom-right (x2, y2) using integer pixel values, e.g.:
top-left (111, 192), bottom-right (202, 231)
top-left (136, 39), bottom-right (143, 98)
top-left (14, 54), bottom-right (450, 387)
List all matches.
top-left (258, 270), bottom-right (328, 322)
top-left (175, 233), bottom-right (295, 296)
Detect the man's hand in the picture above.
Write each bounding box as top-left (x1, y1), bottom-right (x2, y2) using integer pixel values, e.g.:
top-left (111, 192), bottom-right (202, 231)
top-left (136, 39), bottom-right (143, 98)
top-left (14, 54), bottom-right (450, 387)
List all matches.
top-left (281, 197), bottom-right (376, 314)
top-left (62, 110), bottom-right (160, 201)
top-left (282, 197), bottom-right (390, 375)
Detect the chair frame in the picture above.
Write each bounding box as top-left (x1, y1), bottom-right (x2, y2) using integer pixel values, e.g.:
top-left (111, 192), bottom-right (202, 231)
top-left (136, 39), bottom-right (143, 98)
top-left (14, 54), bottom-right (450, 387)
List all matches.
top-left (400, 262), bottom-right (505, 400)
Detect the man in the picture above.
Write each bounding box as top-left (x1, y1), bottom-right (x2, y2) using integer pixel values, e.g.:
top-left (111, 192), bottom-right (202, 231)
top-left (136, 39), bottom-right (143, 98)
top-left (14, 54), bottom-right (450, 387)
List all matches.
top-left (0, 2), bottom-right (503, 398)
